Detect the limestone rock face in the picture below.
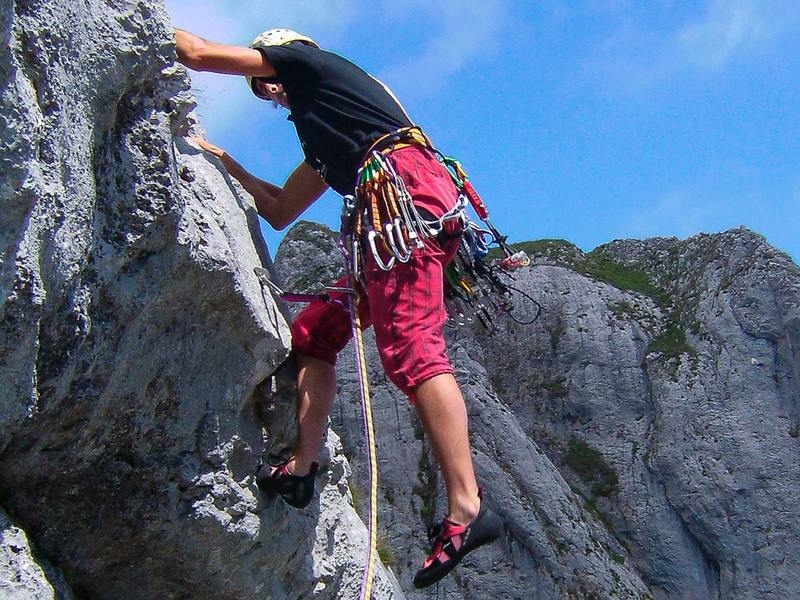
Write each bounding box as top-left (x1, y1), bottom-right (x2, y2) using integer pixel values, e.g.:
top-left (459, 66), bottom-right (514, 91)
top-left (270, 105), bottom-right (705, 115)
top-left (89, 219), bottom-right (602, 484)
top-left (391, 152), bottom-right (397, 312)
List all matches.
top-left (1, 508), bottom-right (73, 600)
top-left (276, 224), bottom-right (800, 599)
top-left (275, 221), bottom-right (345, 295)
top-left (273, 220), bottom-right (345, 322)
top-left (0, 0), bottom-right (401, 598)
top-left (587, 230), bottom-right (800, 598)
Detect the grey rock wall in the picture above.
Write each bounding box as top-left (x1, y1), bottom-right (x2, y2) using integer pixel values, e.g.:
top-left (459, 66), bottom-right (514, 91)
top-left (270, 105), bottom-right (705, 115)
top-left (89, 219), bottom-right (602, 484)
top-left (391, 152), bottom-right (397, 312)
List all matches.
top-left (1, 508), bottom-right (73, 600)
top-left (0, 0), bottom-right (401, 598)
top-left (276, 228), bottom-right (653, 599)
top-left (593, 230), bottom-right (800, 598)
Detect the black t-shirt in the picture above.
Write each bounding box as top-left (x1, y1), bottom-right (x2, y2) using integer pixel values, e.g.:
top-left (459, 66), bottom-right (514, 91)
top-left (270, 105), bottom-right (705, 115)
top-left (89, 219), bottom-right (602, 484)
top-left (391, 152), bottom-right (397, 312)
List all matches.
top-left (260, 43), bottom-right (414, 195)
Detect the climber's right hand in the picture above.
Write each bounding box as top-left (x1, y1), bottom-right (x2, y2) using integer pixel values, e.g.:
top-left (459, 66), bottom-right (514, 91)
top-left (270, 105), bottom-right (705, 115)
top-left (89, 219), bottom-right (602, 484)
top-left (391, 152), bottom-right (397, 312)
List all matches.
top-left (188, 136), bottom-right (225, 158)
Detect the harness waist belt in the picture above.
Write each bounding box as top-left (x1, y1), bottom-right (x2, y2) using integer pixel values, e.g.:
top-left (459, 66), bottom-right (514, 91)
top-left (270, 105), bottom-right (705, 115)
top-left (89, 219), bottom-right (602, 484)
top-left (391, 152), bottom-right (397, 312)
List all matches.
top-left (362, 126), bottom-right (434, 160)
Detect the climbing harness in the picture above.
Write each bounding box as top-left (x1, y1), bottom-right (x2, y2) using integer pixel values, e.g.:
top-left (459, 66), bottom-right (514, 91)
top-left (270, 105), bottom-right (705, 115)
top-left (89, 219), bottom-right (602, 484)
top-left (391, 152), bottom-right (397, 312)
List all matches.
top-left (347, 126), bottom-right (539, 332)
top-left (352, 127), bottom-right (468, 274)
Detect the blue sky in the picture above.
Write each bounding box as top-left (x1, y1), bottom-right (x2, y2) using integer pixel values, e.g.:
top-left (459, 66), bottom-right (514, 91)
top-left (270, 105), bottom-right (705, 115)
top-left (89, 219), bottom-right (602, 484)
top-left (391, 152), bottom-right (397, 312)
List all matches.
top-left (166, 0), bottom-right (800, 263)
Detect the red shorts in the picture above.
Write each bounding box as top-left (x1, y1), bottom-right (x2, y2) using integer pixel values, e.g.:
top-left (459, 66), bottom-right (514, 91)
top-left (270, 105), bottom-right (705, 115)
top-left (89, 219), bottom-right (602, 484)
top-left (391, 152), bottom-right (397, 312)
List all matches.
top-left (290, 146), bottom-right (461, 401)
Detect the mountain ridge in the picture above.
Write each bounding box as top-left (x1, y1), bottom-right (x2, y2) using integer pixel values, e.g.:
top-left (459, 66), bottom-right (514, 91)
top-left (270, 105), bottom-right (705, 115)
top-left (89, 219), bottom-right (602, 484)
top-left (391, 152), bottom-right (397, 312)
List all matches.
top-left (275, 221), bottom-right (799, 599)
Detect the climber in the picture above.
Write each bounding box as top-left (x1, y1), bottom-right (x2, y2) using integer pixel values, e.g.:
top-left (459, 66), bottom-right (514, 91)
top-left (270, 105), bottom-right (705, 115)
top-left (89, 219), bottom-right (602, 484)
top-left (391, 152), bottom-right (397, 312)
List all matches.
top-left (173, 27), bottom-right (503, 588)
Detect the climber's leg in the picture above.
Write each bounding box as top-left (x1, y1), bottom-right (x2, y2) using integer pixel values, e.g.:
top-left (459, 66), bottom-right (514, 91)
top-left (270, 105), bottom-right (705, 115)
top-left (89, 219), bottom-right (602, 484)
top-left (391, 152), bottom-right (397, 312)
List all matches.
top-left (414, 374), bottom-right (480, 523)
top-left (287, 354), bottom-right (336, 476)
top-left (412, 374), bottom-right (503, 590)
top-left (283, 279), bottom-right (372, 476)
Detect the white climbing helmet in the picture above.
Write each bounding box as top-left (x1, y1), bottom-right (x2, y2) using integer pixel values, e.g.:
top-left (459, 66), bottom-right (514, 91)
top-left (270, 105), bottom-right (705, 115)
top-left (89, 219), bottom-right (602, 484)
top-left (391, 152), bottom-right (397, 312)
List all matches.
top-left (246, 28), bottom-right (319, 96)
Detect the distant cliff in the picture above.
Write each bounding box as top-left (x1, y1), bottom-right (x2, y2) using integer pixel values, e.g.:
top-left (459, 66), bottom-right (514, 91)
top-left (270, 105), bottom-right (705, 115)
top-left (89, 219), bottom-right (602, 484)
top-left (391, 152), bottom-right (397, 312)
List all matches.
top-left (276, 223), bottom-right (800, 599)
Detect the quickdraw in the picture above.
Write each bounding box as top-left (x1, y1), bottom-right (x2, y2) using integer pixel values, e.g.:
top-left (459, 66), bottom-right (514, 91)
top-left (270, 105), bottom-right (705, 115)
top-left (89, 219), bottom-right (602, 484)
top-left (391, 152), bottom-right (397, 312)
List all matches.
top-left (253, 267), bottom-right (350, 309)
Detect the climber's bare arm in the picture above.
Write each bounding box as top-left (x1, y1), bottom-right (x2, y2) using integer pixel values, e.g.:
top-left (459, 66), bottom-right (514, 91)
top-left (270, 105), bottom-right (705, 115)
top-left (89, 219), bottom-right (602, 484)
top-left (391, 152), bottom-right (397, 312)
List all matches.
top-left (263, 162), bottom-right (329, 230)
top-left (190, 138), bottom-right (327, 230)
top-left (174, 29), bottom-right (276, 77)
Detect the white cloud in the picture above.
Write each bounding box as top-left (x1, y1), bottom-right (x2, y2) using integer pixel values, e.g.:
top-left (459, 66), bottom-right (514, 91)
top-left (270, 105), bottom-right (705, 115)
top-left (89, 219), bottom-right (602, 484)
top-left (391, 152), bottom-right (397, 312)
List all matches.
top-left (378, 0), bottom-right (509, 100)
top-left (581, 0), bottom-right (800, 95)
top-left (164, 0), bottom-right (509, 141)
top-left (619, 172), bottom-right (799, 247)
top-left (164, 0), bottom-right (362, 147)
top-left (166, 1), bottom-right (249, 42)
top-left (166, 0), bottom-right (359, 44)
top-left (675, 0), bottom-right (796, 69)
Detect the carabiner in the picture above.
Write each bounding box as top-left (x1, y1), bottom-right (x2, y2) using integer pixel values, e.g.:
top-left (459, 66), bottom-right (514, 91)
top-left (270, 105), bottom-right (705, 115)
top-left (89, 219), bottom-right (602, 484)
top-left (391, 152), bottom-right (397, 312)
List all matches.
top-left (397, 191), bottom-right (425, 249)
top-left (384, 221), bottom-right (412, 263)
top-left (351, 235), bottom-right (361, 280)
top-left (367, 230), bottom-right (396, 271)
top-left (392, 217), bottom-right (413, 257)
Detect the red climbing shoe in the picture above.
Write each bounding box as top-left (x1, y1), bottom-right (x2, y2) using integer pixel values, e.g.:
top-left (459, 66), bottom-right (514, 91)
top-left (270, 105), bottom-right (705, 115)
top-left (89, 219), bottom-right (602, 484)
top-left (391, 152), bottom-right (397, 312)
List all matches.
top-left (413, 494), bottom-right (503, 589)
top-left (257, 458), bottom-right (318, 509)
